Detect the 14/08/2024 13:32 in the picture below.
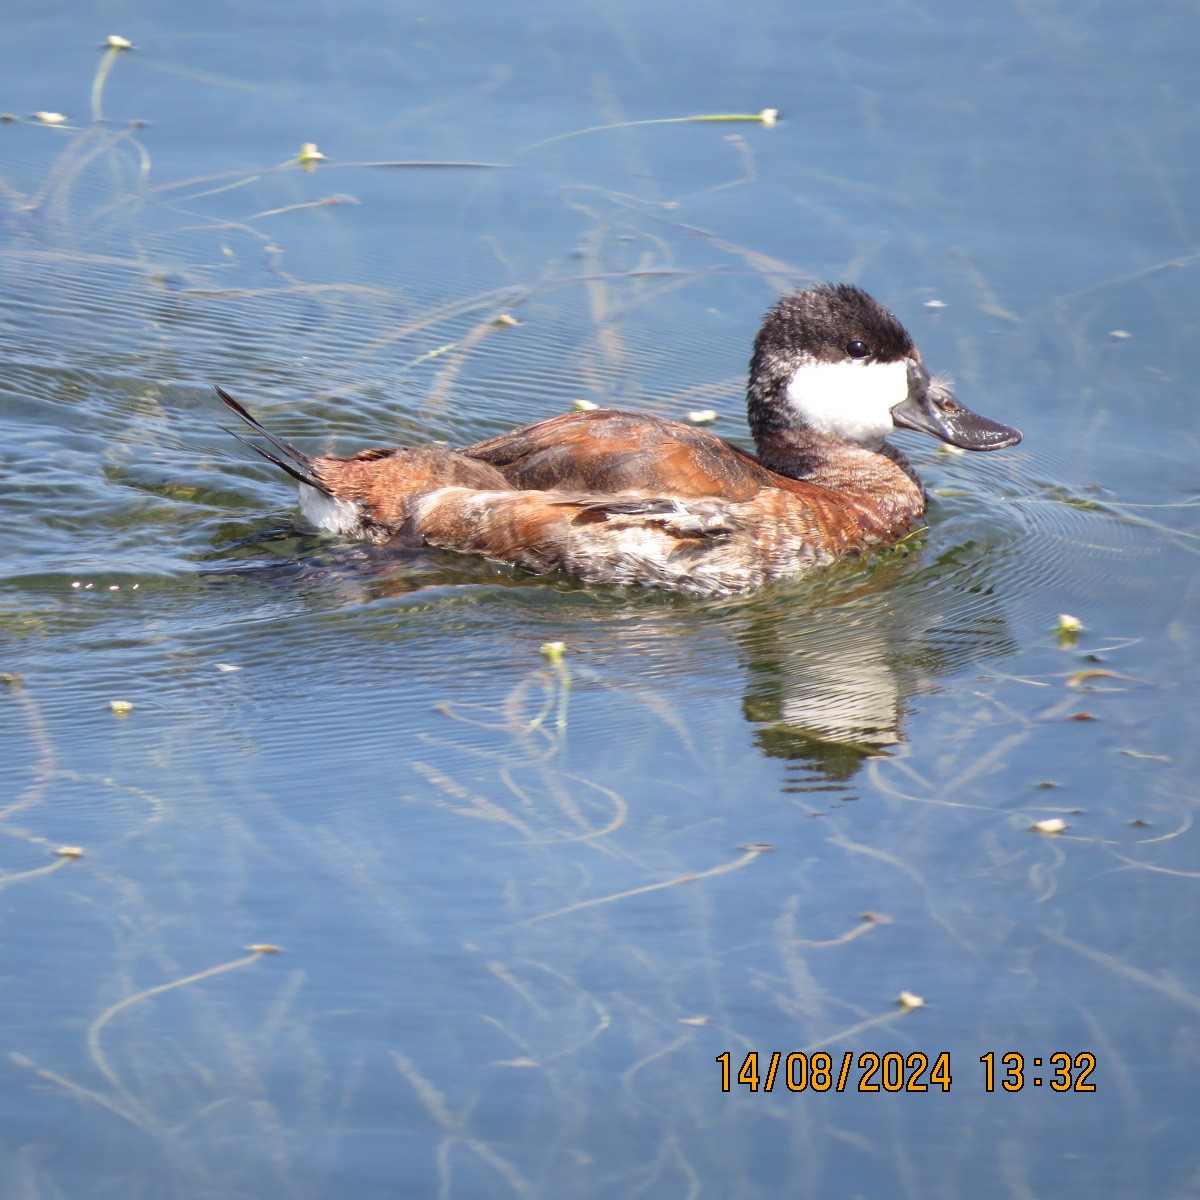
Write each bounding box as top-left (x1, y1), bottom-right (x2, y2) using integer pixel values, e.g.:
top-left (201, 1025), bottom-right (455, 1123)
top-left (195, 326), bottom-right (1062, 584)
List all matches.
top-left (715, 1050), bottom-right (1097, 1092)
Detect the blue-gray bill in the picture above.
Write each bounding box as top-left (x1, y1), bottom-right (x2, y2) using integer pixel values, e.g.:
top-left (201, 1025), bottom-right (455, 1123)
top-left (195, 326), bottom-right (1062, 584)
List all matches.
top-left (891, 368), bottom-right (1022, 451)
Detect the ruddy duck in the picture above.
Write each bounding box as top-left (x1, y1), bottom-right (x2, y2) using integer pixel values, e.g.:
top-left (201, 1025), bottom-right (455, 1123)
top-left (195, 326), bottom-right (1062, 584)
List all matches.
top-left (217, 283), bottom-right (1021, 595)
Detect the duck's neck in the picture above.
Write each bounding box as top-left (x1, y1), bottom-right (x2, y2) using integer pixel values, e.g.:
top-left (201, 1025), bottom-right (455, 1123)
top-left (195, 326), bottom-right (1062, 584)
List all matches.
top-left (755, 428), bottom-right (927, 530)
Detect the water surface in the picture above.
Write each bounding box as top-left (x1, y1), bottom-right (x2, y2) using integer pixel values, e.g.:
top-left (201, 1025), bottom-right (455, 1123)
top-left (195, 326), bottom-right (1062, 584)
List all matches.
top-left (2, 1), bottom-right (1198, 1196)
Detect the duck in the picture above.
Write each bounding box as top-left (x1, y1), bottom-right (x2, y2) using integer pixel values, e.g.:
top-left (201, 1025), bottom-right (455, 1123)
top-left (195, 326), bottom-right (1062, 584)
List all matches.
top-left (217, 283), bottom-right (1021, 595)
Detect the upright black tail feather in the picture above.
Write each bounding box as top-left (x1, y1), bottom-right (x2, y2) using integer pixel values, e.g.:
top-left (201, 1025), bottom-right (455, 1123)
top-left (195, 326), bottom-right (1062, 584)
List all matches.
top-left (215, 386), bottom-right (332, 496)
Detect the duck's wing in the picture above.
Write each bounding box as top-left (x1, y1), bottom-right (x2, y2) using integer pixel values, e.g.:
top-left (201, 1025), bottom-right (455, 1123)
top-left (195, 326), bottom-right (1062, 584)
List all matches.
top-left (462, 409), bottom-right (772, 501)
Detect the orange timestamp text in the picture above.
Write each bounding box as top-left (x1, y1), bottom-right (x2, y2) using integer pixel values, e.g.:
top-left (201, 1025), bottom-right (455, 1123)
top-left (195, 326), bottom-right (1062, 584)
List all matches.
top-left (716, 1050), bottom-right (1097, 1092)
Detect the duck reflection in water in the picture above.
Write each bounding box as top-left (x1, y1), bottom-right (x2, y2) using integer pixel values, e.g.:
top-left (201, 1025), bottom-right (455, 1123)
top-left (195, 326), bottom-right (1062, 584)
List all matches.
top-left (737, 549), bottom-right (1017, 790)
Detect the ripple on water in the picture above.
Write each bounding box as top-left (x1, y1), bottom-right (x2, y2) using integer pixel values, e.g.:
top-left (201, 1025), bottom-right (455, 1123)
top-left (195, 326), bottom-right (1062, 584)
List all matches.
top-left (915, 440), bottom-right (1177, 608)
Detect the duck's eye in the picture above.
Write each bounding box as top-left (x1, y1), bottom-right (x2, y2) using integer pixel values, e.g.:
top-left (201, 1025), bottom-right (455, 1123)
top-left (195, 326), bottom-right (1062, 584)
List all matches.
top-left (845, 340), bottom-right (870, 359)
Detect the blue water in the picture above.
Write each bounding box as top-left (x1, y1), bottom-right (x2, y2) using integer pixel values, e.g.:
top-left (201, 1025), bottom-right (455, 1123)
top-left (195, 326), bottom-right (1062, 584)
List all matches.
top-left (2, 1), bottom-right (1198, 1196)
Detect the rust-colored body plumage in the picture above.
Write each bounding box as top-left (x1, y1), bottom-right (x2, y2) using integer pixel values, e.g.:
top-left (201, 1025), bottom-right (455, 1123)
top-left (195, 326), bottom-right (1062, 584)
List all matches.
top-left (402, 415), bottom-right (927, 592)
top-left (217, 284), bottom-right (1021, 595)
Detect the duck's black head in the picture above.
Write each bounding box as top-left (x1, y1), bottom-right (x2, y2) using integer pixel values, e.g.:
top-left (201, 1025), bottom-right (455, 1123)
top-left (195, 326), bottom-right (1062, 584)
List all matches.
top-left (746, 283), bottom-right (1022, 452)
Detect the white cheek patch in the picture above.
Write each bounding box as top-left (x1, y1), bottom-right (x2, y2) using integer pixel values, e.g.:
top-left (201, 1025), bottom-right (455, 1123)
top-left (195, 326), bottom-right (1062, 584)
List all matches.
top-left (299, 484), bottom-right (360, 534)
top-left (784, 359), bottom-right (910, 446)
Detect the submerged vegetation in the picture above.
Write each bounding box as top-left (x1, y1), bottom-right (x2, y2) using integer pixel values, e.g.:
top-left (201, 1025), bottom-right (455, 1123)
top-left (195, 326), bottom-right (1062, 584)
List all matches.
top-left (1, 18), bottom-right (1199, 1200)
